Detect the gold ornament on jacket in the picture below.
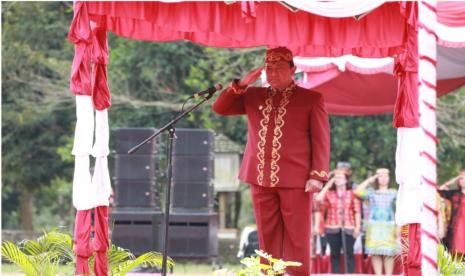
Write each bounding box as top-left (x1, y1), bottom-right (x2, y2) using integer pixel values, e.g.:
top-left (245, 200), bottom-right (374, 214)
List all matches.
top-left (256, 83), bottom-right (295, 186)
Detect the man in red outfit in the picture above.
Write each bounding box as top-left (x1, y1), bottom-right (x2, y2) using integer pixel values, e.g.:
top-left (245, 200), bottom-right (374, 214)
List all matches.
top-left (213, 47), bottom-right (330, 275)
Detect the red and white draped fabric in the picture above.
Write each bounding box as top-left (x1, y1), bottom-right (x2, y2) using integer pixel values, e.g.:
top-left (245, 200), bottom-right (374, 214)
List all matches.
top-left (291, 47), bottom-right (465, 115)
top-left (69, 3), bottom-right (112, 213)
top-left (395, 1), bottom-right (440, 275)
top-left (68, 2), bottom-right (111, 275)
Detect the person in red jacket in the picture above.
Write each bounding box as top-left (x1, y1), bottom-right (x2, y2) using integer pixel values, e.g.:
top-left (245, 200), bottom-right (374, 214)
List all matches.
top-left (213, 46), bottom-right (330, 276)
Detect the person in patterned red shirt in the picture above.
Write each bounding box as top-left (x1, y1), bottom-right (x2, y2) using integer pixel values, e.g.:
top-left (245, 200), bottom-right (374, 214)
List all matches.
top-left (438, 170), bottom-right (465, 257)
top-left (213, 46), bottom-right (330, 276)
top-left (315, 169), bottom-right (361, 274)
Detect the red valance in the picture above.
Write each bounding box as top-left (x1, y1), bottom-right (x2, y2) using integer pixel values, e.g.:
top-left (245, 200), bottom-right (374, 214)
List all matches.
top-left (83, 1), bottom-right (408, 58)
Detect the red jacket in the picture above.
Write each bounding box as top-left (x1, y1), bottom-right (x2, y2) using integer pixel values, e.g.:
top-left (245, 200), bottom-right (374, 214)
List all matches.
top-left (319, 190), bottom-right (361, 230)
top-left (212, 83), bottom-right (330, 188)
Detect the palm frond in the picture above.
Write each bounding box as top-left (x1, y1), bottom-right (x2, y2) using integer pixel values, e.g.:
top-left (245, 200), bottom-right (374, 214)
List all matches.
top-left (111, 251), bottom-right (172, 275)
top-left (40, 256), bottom-right (60, 276)
top-left (438, 243), bottom-right (465, 275)
top-left (3, 229), bottom-right (173, 276)
top-left (1, 241), bottom-right (39, 276)
top-left (41, 230), bottom-right (75, 263)
top-left (108, 244), bottom-right (135, 267)
top-left (21, 240), bottom-right (44, 256)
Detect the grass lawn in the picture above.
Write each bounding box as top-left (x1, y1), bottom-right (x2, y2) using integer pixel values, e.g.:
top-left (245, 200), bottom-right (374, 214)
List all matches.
top-left (2, 263), bottom-right (74, 275)
top-left (2, 261), bottom-right (242, 275)
top-left (172, 260), bottom-right (241, 274)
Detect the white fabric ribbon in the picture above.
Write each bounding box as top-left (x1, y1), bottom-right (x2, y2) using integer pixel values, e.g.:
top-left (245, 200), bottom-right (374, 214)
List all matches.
top-left (283, 0), bottom-right (386, 18)
top-left (395, 127), bottom-right (423, 226)
top-left (437, 22), bottom-right (465, 47)
top-left (72, 95), bottom-right (111, 210)
top-left (293, 46), bottom-right (465, 80)
top-left (294, 55), bottom-right (394, 73)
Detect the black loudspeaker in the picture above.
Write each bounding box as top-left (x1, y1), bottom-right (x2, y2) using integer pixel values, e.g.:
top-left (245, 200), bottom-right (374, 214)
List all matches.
top-left (115, 155), bottom-right (158, 180)
top-left (115, 180), bottom-right (160, 208)
top-left (172, 155), bottom-right (214, 182)
top-left (111, 210), bottom-right (163, 256)
top-left (115, 128), bottom-right (159, 154)
top-left (173, 129), bottom-right (214, 155)
top-left (172, 181), bottom-right (214, 211)
top-left (167, 212), bottom-right (218, 258)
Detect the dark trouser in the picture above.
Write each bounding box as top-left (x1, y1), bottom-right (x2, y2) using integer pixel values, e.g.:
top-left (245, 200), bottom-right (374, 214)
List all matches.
top-left (361, 232), bottom-right (367, 259)
top-left (319, 235), bottom-right (328, 256)
top-left (326, 230), bottom-right (355, 274)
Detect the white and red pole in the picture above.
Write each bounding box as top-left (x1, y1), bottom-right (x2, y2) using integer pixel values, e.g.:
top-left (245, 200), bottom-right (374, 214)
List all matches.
top-left (418, 0), bottom-right (439, 274)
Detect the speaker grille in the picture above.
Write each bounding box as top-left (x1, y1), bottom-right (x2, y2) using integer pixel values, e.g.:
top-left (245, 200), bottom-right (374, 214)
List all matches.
top-left (173, 128), bottom-right (214, 155)
top-left (171, 181), bottom-right (213, 211)
top-left (115, 128), bottom-right (159, 155)
top-left (115, 180), bottom-right (160, 208)
top-left (172, 155), bottom-right (214, 182)
top-left (167, 212), bottom-right (218, 258)
top-left (111, 210), bottom-right (163, 256)
top-left (115, 154), bottom-right (158, 180)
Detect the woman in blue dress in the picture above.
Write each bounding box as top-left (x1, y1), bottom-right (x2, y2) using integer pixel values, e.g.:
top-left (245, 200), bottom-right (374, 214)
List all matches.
top-left (355, 168), bottom-right (399, 275)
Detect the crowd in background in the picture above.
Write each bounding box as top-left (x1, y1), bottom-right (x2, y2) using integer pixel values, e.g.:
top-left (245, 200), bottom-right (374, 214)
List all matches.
top-left (312, 163), bottom-right (465, 275)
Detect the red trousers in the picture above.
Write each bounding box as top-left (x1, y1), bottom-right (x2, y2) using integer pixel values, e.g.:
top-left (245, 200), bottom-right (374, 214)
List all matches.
top-left (251, 185), bottom-right (311, 276)
top-left (74, 206), bottom-right (109, 276)
top-left (400, 223), bottom-right (422, 276)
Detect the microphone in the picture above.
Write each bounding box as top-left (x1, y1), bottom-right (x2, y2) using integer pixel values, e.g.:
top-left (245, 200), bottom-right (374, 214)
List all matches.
top-left (189, 83), bottom-right (223, 98)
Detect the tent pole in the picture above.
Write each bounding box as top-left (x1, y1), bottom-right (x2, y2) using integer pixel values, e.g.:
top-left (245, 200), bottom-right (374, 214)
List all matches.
top-left (418, 1), bottom-right (439, 275)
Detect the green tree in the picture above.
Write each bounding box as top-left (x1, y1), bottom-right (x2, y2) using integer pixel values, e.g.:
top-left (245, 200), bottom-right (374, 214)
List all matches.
top-left (329, 113), bottom-right (397, 182)
top-left (2, 2), bottom-right (75, 230)
top-left (437, 88), bottom-right (465, 183)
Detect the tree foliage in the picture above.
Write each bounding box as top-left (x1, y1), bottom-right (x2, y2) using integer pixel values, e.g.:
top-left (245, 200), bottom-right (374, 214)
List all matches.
top-left (2, 2), bottom-right (76, 230)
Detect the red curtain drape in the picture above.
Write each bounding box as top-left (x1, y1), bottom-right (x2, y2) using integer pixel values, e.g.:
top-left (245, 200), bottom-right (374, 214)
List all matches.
top-left (82, 1), bottom-right (408, 58)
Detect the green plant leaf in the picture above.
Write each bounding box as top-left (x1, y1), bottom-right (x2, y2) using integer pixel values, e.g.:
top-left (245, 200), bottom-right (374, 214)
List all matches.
top-left (2, 241), bottom-right (39, 276)
top-left (111, 251), bottom-right (172, 275)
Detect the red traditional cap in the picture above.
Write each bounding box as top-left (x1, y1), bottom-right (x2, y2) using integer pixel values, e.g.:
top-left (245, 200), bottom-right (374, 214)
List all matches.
top-left (265, 47), bottom-right (293, 64)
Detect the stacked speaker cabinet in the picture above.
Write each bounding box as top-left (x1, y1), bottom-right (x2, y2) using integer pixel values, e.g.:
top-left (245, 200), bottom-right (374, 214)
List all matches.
top-left (167, 212), bottom-right (218, 258)
top-left (111, 209), bottom-right (163, 256)
top-left (111, 128), bottom-right (162, 255)
top-left (170, 128), bottom-right (218, 258)
top-left (111, 128), bottom-right (219, 258)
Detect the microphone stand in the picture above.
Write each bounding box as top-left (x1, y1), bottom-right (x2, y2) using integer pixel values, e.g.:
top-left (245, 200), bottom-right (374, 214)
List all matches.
top-left (128, 92), bottom-right (215, 276)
